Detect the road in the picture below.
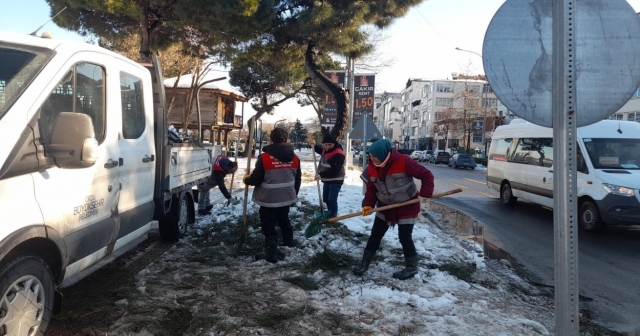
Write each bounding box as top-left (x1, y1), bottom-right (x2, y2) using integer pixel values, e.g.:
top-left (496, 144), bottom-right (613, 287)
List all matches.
top-left (421, 161), bottom-right (640, 334)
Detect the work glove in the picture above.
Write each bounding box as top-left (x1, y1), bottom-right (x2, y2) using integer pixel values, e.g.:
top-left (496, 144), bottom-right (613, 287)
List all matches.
top-left (309, 139), bottom-right (315, 145)
top-left (314, 174), bottom-right (320, 181)
top-left (362, 206), bottom-right (373, 216)
top-left (225, 196), bottom-right (241, 207)
top-left (242, 174), bottom-right (250, 183)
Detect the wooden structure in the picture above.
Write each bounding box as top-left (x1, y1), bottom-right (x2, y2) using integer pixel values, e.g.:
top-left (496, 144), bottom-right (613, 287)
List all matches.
top-left (164, 75), bottom-right (248, 148)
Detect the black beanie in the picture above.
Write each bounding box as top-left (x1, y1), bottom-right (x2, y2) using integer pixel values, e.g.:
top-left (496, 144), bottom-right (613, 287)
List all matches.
top-left (322, 134), bottom-right (336, 144)
top-left (270, 128), bottom-right (288, 144)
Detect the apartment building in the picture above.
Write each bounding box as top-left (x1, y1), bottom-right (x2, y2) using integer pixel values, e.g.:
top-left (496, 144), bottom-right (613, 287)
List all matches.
top-left (399, 79), bottom-right (431, 149)
top-left (608, 88), bottom-right (640, 122)
top-left (373, 92), bottom-right (403, 146)
top-left (396, 76), bottom-right (499, 152)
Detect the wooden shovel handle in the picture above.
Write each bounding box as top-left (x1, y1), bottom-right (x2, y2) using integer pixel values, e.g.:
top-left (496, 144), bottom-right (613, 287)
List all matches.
top-left (327, 188), bottom-right (463, 223)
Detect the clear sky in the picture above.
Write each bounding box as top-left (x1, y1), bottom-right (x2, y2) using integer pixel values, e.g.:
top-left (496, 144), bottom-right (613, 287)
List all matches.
top-left (3, 0), bottom-right (640, 124)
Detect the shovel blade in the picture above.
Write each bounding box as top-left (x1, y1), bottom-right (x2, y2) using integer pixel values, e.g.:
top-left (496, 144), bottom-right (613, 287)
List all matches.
top-left (314, 210), bottom-right (332, 220)
top-left (304, 217), bottom-right (325, 238)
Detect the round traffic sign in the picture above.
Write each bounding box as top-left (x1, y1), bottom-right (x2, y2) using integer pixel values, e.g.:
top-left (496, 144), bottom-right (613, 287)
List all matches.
top-left (483, 0), bottom-right (640, 127)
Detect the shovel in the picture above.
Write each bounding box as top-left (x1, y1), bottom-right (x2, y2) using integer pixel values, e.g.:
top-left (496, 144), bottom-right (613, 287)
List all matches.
top-left (304, 188), bottom-right (463, 238)
top-left (311, 145), bottom-right (331, 220)
top-left (236, 116), bottom-right (257, 257)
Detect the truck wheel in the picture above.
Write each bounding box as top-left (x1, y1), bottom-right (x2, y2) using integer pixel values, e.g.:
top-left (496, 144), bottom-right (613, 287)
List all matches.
top-left (159, 192), bottom-right (193, 241)
top-left (0, 255), bottom-right (55, 336)
top-left (501, 183), bottom-right (517, 206)
top-left (579, 201), bottom-right (605, 232)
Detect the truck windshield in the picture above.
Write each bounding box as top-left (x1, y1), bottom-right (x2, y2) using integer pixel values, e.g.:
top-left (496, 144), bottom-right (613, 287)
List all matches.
top-left (0, 42), bottom-right (54, 120)
top-left (583, 138), bottom-right (640, 170)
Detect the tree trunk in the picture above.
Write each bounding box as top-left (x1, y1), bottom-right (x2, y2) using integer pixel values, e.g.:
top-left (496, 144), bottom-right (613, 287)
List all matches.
top-left (139, 15), bottom-right (152, 63)
top-left (304, 41), bottom-right (349, 142)
top-left (166, 70), bottom-right (183, 118)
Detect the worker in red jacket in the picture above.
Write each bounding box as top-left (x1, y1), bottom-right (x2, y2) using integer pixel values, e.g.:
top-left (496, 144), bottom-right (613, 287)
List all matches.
top-left (243, 128), bottom-right (302, 263)
top-left (197, 155), bottom-right (238, 215)
top-left (353, 139), bottom-right (435, 280)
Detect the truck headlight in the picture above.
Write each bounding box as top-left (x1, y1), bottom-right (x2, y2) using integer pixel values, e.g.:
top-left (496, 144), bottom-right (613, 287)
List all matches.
top-left (602, 183), bottom-right (635, 196)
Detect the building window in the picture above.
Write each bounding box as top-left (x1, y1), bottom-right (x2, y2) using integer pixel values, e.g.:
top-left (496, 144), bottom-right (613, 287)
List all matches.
top-left (608, 114), bottom-right (623, 120)
top-left (483, 84), bottom-right (494, 94)
top-left (436, 84), bottom-right (453, 93)
top-left (435, 98), bottom-right (453, 107)
top-left (482, 98), bottom-right (498, 107)
top-left (629, 112), bottom-right (639, 122)
top-left (422, 84), bottom-right (430, 97)
top-left (466, 85), bottom-right (481, 94)
top-left (464, 98), bottom-right (480, 108)
top-left (435, 112), bottom-right (442, 120)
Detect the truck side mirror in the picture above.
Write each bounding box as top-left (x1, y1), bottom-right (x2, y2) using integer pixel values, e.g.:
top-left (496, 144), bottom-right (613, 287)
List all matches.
top-left (45, 112), bottom-right (99, 169)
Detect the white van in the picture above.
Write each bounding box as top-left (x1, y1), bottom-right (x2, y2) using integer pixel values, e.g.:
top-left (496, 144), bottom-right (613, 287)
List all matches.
top-left (487, 119), bottom-right (640, 231)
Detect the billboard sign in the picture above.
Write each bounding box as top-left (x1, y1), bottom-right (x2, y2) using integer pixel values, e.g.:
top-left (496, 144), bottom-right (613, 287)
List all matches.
top-left (321, 71), bottom-right (345, 126)
top-left (473, 120), bottom-right (484, 143)
top-left (353, 74), bottom-right (376, 125)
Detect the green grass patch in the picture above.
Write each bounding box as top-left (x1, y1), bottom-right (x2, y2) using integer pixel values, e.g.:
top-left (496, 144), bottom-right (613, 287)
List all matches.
top-left (256, 305), bottom-right (306, 328)
top-left (282, 275), bottom-right (320, 290)
top-left (323, 312), bottom-right (361, 333)
top-left (154, 306), bottom-right (193, 336)
top-left (438, 262), bottom-right (476, 282)
top-left (305, 248), bottom-right (358, 275)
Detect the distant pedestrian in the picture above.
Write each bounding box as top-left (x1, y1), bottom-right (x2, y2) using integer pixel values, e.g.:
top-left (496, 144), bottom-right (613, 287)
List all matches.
top-left (312, 134), bottom-right (345, 218)
top-left (197, 155), bottom-right (238, 215)
top-left (244, 128), bottom-right (302, 263)
top-left (353, 139), bottom-right (435, 280)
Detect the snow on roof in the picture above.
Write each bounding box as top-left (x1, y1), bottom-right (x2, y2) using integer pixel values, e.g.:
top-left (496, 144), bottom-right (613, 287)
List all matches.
top-left (164, 73), bottom-right (247, 101)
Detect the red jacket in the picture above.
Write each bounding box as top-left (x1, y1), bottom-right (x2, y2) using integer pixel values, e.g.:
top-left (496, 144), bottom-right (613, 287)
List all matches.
top-left (363, 148), bottom-right (434, 223)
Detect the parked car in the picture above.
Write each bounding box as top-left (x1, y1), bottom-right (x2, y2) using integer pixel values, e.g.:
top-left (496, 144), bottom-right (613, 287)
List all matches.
top-left (429, 151), bottom-right (451, 164)
top-left (410, 150), bottom-right (424, 160)
top-left (397, 149), bottom-right (413, 156)
top-left (448, 154), bottom-right (477, 169)
top-left (419, 150), bottom-right (434, 162)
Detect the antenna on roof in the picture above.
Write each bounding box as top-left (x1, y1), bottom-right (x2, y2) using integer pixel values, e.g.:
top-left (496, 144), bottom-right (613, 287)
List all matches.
top-left (30, 6), bottom-right (67, 36)
top-left (617, 120), bottom-right (623, 134)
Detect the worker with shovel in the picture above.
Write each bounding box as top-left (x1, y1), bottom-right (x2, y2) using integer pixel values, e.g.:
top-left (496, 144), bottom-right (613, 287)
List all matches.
top-left (311, 134), bottom-right (345, 218)
top-left (197, 155), bottom-right (239, 216)
top-left (243, 128), bottom-right (302, 263)
top-left (353, 139), bottom-right (434, 280)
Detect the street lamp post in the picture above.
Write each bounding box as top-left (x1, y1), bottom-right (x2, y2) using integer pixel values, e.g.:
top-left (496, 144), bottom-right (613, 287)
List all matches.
top-left (455, 47), bottom-right (489, 157)
top-left (274, 119), bottom-right (286, 128)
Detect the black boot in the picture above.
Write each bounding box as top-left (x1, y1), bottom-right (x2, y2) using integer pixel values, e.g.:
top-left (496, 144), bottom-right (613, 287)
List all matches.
top-left (393, 256), bottom-right (418, 280)
top-left (279, 219), bottom-right (298, 247)
top-left (255, 235), bottom-right (279, 263)
top-left (281, 235), bottom-right (298, 247)
top-left (352, 250), bottom-right (376, 276)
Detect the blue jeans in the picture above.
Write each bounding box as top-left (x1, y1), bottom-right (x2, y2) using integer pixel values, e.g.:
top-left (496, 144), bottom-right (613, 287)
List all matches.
top-left (322, 183), bottom-right (343, 217)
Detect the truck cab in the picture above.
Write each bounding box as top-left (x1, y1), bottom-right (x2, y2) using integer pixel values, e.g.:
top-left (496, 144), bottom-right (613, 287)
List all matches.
top-left (0, 31), bottom-right (212, 335)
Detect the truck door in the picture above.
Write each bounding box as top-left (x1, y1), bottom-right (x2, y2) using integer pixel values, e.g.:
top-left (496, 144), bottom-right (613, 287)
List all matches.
top-left (31, 57), bottom-right (119, 278)
top-left (114, 69), bottom-right (155, 246)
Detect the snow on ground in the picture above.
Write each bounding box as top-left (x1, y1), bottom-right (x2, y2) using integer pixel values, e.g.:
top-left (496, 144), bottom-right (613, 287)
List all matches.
top-left (110, 149), bottom-right (556, 335)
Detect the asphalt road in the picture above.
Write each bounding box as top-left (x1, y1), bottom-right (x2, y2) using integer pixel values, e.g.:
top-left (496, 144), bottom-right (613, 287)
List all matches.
top-left (421, 161), bottom-right (640, 334)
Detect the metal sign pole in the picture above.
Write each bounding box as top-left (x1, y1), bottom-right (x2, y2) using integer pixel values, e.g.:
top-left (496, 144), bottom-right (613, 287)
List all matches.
top-left (362, 111), bottom-right (368, 194)
top-left (348, 59), bottom-right (356, 168)
top-left (552, 0), bottom-right (579, 334)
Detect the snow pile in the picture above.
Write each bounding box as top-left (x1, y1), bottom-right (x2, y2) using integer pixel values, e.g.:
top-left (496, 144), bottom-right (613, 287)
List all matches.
top-left (109, 151), bottom-right (555, 335)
